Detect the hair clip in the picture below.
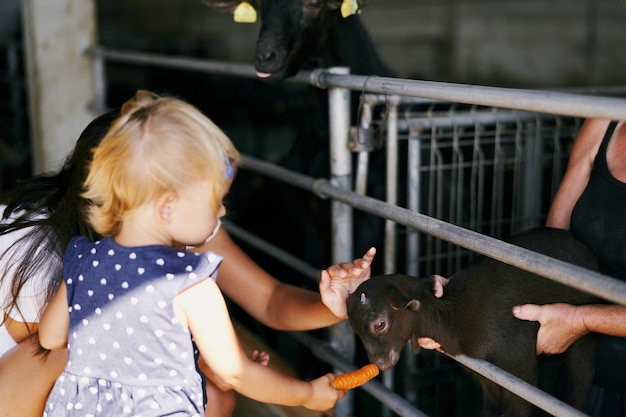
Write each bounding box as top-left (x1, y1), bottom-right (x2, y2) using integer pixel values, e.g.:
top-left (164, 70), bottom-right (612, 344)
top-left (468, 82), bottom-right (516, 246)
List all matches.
top-left (224, 156), bottom-right (235, 179)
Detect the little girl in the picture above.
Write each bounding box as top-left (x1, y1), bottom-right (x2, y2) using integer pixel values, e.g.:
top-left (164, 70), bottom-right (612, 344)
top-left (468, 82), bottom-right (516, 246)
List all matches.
top-left (38, 90), bottom-right (343, 416)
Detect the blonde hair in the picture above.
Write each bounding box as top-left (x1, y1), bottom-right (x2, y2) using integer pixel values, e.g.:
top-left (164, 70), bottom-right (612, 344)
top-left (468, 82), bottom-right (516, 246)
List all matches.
top-left (83, 90), bottom-right (240, 237)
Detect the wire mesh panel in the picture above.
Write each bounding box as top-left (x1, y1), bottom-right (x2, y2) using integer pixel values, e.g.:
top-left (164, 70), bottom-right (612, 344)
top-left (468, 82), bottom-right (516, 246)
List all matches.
top-left (359, 98), bottom-right (583, 279)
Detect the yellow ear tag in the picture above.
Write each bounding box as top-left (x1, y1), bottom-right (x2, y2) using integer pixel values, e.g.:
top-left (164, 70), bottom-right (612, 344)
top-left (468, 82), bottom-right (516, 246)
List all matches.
top-left (341, 0), bottom-right (359, 18)
top-left (233, 2), bottom-right (257, 23)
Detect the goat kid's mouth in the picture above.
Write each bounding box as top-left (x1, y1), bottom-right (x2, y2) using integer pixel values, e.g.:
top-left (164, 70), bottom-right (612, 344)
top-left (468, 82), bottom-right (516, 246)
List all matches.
top-left (371, 349), bottom-right (401, 371)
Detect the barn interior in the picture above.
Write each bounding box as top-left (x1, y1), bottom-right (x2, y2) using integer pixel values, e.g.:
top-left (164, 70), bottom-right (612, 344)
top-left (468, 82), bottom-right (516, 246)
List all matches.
top-left (2, 0), bottom-right (626, 416)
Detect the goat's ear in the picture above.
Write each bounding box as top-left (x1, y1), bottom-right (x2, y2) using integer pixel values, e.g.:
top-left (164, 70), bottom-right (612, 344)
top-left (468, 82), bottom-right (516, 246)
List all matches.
top-left (202, 0), bottom-right (259, 15)
top-left (405, 299), bottom-right (421, 311)
top-left (203, 0), bottom-right (259, 23)
top-left (201, 0), bottom-right (241, 14)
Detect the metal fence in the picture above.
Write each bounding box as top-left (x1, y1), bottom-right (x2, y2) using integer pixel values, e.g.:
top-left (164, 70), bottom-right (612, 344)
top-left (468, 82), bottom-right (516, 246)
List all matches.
top-left (355, 96), bottom-right (583, 278)
top-left (88, 46), bottom-right (626, 417)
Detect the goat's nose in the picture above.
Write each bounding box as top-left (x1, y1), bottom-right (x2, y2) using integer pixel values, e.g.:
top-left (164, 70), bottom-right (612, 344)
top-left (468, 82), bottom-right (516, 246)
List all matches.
top-left (256, 48), bottom-right (272, 63)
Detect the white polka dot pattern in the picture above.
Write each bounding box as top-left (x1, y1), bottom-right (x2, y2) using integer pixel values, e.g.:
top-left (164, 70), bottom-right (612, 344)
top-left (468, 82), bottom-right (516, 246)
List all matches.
top-left (44, 236), bottom-right (221, 416)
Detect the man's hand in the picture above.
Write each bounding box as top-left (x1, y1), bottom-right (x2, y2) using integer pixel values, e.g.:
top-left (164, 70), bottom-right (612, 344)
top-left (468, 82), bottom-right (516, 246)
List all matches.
top-left (432, 274), bottom-right (449, 298)
top-left (513, 303), bottom-right (588, 355)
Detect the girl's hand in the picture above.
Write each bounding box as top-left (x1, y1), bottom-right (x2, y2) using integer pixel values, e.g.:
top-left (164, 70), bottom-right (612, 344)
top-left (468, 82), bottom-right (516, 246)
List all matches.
top-left (303, 373), bottom-right (346, 411)
top-left (319, 247), bottom-right (376, 318)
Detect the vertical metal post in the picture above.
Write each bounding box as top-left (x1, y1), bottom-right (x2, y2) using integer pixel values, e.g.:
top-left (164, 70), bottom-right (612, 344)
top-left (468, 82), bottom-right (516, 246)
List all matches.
top-left (327, 66), bottom-right (354, 417)
top-left (521, 119), bottom-right (543, 231)
top-left (406, 127), bottom-right (421, 277)
top-left (381, 96), bottom-right (400, 417)
top-left (384, 97), bottom-right (400, 274)
top-left (354, 96), bottom-right (374, 196)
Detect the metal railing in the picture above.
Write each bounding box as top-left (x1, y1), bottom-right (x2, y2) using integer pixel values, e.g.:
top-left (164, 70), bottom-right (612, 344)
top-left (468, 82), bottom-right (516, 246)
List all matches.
top-left (88, 45), bottom-right (626, 416)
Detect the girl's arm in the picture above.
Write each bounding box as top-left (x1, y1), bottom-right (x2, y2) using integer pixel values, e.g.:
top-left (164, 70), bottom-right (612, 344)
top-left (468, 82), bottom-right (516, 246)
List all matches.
top-left (194, 227), bottom-right (374, 330)
top-left (38, 282), bottom-right (70, 350)
top-left (174, 278), bottom-right (342, 411)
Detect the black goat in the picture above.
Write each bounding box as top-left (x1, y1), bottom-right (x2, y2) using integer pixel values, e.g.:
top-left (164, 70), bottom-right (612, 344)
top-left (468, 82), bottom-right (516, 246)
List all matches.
top-left (203, 0), bottom-right (393, 267)
top-left (203, 0), bottom-right (391, 81)
top-left (347, 227), bottom-right (599, 417)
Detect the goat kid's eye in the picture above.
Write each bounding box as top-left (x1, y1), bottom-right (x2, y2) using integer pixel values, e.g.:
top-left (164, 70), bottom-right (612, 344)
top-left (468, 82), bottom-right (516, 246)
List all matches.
top-left (308, 0), bottom-right (323, 8)
top-left (372, 319), bottom-right (387, 334)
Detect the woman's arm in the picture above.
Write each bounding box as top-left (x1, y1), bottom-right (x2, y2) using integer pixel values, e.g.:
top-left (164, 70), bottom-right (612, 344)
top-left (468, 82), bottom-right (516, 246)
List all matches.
top-left (0, 335), bottom-right (67, 417)
top-left (545, 118), bottom-right (611, 228)
top-left (38, 282), bottom-right (69, 350)
top-left (515, 119), bottom-right (618, 354)
top-left (3, 315), bottom-right (38, 344)
top-left (194, 227), bottom-right (374, 330)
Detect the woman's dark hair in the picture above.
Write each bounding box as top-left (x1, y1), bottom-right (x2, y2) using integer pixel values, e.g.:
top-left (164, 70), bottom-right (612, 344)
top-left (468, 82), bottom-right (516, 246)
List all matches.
top-left (0, 109), bottom-right (120, 324)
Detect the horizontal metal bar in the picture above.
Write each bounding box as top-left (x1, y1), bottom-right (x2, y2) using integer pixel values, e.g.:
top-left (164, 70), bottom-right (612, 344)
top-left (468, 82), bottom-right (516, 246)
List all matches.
top-left (241, 154), bottom-right (626, 306)
top-left (87, 46), bottom-right (626, 121)
top-left (314, 180), bottom-right (626, 305)
top-left (241, 154), bottom-right (319, 191)
top-left (291, 331), bottom-right (587, 417)
top-left (449, 353), bottom-right (587, 417)
top-left (311, 71), bottom-right (626, 121)
top-left (291, 331), bottom-right (429, 417)
top-left (221, 219), bottom-right (321, 282)
top-left (400, 110), bottom-right (555, 131)
top-left (86, 46), bottom-right (259, 78)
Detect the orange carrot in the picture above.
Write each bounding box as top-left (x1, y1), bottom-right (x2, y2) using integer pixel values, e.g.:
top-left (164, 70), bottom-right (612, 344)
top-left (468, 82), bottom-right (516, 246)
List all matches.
top-left (332, 363), bottom-right (380, 390)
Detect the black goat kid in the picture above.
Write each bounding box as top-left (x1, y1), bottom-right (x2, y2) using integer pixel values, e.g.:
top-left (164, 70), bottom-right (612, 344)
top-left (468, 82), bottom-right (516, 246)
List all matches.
top-left (347, 227), bottom-right (599, 417)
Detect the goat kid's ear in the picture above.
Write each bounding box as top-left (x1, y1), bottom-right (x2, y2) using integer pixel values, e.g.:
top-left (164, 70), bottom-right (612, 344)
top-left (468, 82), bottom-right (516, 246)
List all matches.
top-left (405, 299), bottom-right (421, 311)
top-left (389, 287), bottom-right (421, 312)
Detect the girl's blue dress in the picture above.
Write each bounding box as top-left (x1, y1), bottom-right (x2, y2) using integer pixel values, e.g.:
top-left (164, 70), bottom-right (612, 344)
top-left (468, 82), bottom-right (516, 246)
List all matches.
top-left (44, 236), bottom-right (222, 416)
